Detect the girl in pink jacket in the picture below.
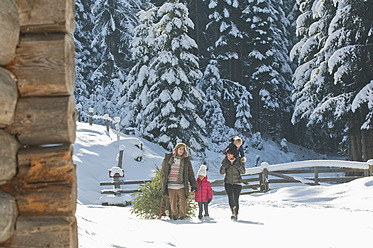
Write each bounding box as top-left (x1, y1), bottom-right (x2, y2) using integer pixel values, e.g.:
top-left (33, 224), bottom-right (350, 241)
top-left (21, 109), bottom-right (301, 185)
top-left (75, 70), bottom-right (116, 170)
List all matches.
top-left (195, 165), bottom-right (213, 219)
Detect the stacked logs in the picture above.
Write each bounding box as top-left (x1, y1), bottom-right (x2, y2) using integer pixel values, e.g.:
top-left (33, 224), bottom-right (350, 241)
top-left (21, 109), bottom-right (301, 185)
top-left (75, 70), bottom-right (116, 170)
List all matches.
top-left (0, 0), bottom-right (77, 247)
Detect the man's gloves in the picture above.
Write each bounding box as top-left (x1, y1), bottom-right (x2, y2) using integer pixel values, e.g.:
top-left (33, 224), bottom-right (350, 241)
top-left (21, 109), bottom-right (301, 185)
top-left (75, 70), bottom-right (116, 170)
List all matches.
top-left (191, 186), bottom-right (198, 193)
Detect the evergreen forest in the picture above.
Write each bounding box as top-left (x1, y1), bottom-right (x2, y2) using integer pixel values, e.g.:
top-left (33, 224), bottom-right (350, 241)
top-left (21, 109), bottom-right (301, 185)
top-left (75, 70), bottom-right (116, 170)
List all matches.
top-left (74, 0), bottom-right (373, 161)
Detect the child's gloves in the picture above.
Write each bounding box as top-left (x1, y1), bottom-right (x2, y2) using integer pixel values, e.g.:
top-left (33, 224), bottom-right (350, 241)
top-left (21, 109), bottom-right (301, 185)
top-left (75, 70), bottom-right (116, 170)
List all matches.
top-left (240, 157), bottom-right (247, 163)
top-left (208, 199), bottom-right (212, 204)
top-left (191, 186), bottom-right (198, 193)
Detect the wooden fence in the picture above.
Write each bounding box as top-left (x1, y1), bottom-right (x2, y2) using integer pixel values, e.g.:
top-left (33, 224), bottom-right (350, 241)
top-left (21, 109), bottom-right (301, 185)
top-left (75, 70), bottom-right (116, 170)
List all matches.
top-left (99, 160), bottom-right (373, 205)
top-left (0, 0), bottom-right (77, 247)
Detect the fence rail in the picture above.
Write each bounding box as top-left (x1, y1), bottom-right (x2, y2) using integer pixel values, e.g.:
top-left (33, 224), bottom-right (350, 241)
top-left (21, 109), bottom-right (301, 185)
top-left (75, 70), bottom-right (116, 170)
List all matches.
top-left (99, 160), bottom-right (373, 206)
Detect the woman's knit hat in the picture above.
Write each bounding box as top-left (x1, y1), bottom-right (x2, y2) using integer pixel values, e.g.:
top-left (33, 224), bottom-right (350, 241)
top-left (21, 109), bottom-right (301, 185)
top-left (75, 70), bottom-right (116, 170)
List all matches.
top-left (197, 165), bottom-right (207, 177)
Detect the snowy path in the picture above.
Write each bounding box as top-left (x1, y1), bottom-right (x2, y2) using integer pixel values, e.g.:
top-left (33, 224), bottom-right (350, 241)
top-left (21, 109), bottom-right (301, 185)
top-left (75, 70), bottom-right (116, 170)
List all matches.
top-left (77, 179), bottom-right (373, 248)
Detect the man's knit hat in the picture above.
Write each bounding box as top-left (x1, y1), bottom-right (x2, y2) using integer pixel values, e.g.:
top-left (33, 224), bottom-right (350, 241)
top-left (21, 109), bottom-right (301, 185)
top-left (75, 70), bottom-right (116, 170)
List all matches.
top-left (197, 164), bottom-right (207, 177)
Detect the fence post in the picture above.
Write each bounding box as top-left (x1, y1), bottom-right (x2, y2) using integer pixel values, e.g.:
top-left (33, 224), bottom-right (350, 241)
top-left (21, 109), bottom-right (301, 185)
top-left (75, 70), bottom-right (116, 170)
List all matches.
top-left (88, 107), bottom-right (94, 126)
top-left (368, 159), bottom-right (373, 176)
top-left (118, 145), bottom-right (124, 169)
top-left (261, 162), bottom-right (269, 192)
top-left (314, 166), bottom-right (319, 184)
top-left (114, 117), bottom-right (120, 149)
top-left (104, 114), bottom-right (109, 132)
top-left (76, 103), bottom-right (81, 122)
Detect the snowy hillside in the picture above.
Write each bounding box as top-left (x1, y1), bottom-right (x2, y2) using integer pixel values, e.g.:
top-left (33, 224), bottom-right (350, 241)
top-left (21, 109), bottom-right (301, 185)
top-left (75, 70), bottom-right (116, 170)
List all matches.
top-left (74, 122), bottom-right (373, 248)
top-left (74, 122), bottom-right (324, 205)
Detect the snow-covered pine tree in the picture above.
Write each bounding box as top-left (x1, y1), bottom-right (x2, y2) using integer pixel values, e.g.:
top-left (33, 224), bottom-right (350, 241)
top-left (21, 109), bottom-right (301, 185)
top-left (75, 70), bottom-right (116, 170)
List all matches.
top-left (183, 0), bottom-right (210, 68)
top-left (90, 0), bottom-right (143, 117)
top-left (242, 0), bottom-right (292, 139)
top-left (291, 0), bottom-right (322, 125)
top-left (234, 84), bottom-right (252, 137)
top-left (200, 60), bottom-right (227, 145)
top-left (290, 0), bottom-right (338, 150)
top-left (269, 0), bottom-right (295, 139)
top-left (118, 6), bottom-right (158, 134)
top-left (131, 166), bottom-right (196, 219)
top-left (205, 0), bottom-right (246, 85)
top-left (74, 0), bottom-right (98, 113)
top-left (143, 0), bottom-right (207, 153)
top-left (204, 0), bottom-right (247, 128)
top-left (310, 0), bottom-right (373, 160)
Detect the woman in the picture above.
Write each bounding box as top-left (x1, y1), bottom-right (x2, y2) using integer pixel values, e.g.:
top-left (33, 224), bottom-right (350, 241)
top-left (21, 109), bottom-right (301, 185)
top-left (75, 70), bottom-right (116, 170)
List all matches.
top-left (161, 143), bottom-right (198, 220)
top-left (220, 147), bottom-right (246, 220)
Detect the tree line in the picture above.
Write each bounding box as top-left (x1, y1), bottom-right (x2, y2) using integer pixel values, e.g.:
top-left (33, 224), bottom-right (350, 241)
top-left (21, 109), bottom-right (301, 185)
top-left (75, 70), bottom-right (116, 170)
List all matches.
top-left (74, 0), bottom-right (373, 161)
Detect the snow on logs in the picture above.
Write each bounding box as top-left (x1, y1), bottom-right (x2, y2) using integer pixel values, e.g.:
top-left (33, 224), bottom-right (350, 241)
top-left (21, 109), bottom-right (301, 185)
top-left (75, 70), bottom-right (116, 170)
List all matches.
top-left (0, 0), bottom-right (19, 65)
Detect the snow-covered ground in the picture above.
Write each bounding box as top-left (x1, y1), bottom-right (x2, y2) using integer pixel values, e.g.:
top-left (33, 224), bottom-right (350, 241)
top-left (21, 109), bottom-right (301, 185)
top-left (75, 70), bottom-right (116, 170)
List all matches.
top-left (74, 122), bottom-right (373, 248)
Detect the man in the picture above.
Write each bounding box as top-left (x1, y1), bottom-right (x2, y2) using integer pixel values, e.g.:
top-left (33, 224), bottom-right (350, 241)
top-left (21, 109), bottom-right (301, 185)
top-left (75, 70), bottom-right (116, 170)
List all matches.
top-left (161, 143), bottom-right (198, 220)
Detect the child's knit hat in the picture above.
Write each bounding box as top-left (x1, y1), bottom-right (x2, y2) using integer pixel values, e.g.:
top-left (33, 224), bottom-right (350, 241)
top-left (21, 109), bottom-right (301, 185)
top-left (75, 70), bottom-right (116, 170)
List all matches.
top-left (197, 164), bottom-right (207, 177)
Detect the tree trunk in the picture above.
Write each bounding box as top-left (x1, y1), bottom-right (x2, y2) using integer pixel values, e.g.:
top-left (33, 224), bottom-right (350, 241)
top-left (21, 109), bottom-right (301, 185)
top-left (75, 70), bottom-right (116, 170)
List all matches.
top-left (349, 119), bottom-right (363, 161)
top-left (362, 129), bottom-right (373, 161)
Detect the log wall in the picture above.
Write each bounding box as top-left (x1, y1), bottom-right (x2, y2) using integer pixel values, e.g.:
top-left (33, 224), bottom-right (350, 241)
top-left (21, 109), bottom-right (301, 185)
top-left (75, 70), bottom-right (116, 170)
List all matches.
top-left (0, 0), bottom-right (77, 247)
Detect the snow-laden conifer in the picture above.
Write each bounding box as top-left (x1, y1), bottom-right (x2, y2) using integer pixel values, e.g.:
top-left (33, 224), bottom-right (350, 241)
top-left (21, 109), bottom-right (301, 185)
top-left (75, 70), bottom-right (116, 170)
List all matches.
top-left (200, 60), bottom-right (227, 145)
top-left (242, 0), bottom-right (293, 138)
top-left (90, 0), bottom-right (142, 117)
top-left (143, 0), bottom-right (207, 153)
top-left (74, 0), bottom-right (98, 112)
top-left (205, 0), bottom-right (245, 83)
top-left (118, 7), bottom-right (158, 134)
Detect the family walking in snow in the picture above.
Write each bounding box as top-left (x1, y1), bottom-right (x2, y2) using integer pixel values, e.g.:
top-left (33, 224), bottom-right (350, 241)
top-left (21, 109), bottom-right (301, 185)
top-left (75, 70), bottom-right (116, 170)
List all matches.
top-left (161, 137), bottom-right (246, 221)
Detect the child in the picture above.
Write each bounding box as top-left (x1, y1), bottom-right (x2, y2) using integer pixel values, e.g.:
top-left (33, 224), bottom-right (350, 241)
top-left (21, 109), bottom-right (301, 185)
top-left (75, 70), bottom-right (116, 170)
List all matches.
top-left (225, 136), bottom-right (246, 162)
top-left (194, 164), bottom-right (213, 219)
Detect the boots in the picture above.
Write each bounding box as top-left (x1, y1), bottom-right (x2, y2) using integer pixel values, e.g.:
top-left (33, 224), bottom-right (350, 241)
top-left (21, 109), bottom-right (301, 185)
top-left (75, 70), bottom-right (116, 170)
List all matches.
top-left (230, 206), bottom-right (238, 220)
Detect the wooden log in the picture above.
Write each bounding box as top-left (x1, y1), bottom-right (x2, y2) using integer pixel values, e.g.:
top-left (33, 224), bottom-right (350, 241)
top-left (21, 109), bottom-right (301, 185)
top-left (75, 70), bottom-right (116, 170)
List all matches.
top-left (0, 0), bottom-right (20, 66)
top-left (0, 145), bottom-right (77, 215)
top-left (0, 192), bottom-right (17, 243)
top-left (6, 33), bottom-right (75, 97)
top-left (17, 145), bottom-right (74, 182)
top-left (0, 68), bottom-right (17, 127)
top-left (6, 96), bottom-right (76, 146)
top-left (1, 215), bottom-right (77, 248)
top-left (14, 0), bottom-right (75, 34)
top-left (15, 179), bottom-right (76, 215)
top-left (0, 130), bottom-right (19, 185)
